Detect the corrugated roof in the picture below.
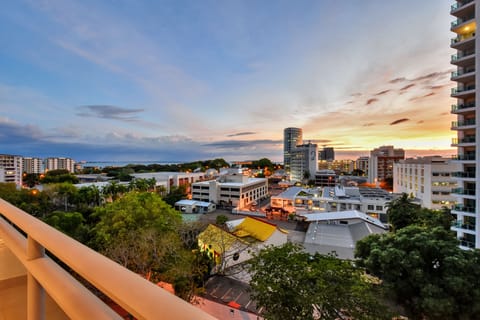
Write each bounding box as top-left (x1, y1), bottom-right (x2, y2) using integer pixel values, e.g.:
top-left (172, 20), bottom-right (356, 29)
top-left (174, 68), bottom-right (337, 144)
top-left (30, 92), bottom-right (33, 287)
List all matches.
top-left (233, 217), bottom-right (277, 242)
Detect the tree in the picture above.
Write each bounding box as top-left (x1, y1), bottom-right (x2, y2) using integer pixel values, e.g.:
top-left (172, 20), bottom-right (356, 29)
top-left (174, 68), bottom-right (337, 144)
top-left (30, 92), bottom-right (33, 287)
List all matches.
top-left (355, 225), bottom-right (480, 319)
top-left (41, 169), bottom-right (79, 184)
top-left (386, 193), bottom-right (421, 231)
top-left (248, 243), bottom-right (389, 320)
top-left (163, 185), bottom-right (187, 206)
top-left (92, 191), bottom-right (182, 249)
top-left (43, 211), bottom-right (90, 243)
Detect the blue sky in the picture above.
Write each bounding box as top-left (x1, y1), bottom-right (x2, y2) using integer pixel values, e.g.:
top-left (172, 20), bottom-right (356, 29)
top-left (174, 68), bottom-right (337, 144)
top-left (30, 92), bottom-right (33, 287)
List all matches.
top-left (0, 0), bottom-right (455, 162)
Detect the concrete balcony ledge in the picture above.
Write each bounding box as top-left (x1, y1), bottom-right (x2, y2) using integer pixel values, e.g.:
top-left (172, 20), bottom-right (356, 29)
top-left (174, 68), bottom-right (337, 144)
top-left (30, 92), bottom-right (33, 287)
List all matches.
top-left (0, 198), bottom-right (216, 320)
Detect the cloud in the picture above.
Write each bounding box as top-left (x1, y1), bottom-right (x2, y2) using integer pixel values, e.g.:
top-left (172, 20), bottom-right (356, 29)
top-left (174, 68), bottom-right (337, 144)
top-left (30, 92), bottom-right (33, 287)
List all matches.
top-left (400, 84), bottom-right (415, 91)
top-left (409, 92), bottom-right (436, 101)
top-left (76, 105), bottom-right (144, 121)
top-left (227, 132), bottom-right (256, 137)
top-left (203, 139), bottom-right (281, 149)
top-left (389, 77), bottom-right (406, 83)
top-left (363, 123), bottom-right (375, 127)
top-left (350, 93), bottom-right (362, 97)
top-left (425, 84), bottom-right (447, 90)
top-left (389, 118), bottom-right (409, 125)
top-left (375, 89), bottom-right (391, 96)
top-left (411, 71), bottom-right (450, 82)
top-left (366, 98), bottom-right (378, 105)
top-left (0, 118), bottom-right (45, 144)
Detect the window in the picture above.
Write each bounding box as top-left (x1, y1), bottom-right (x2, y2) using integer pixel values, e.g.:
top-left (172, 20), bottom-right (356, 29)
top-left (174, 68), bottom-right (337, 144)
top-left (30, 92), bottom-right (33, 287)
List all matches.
top-left (376, 206), bottom-right (383, 211)
top-left (367, 205), bottom-right (374, 210)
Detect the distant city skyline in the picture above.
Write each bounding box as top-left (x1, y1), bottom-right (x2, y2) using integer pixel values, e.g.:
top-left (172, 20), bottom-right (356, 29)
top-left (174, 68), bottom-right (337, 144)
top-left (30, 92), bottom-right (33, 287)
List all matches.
top-left (0, 1), bottom-right (454, 162)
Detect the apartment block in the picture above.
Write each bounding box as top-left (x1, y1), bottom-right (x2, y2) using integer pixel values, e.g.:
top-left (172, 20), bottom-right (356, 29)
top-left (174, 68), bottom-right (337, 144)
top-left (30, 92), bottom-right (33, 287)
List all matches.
top-left (283, 127), bottom-right (303, 175)
top-left (368, 146), bottom-right (405, 184)
top-left (450, 0), bottom-right (479, 248)
top-left (393, 157), bottom-right (460, 210)
top-left (22, 157), bottom-right (43, 174)
top-left (44, 157), bottom-right (76, 173)
top-left (0, 154), bottom-right (23, 186)
top-left (290, 142), bottom-right (318, 183)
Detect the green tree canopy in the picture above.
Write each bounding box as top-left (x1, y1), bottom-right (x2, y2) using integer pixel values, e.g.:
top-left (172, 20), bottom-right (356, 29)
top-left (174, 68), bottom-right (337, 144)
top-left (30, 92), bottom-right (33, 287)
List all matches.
top-left (92, 191), bottom-right (181, 249)
top-left (41, 169), bottom-right (79, 184)
top-left (355, 225), bottom-right (480, 319)
top-left (248, 243), bottom-right (389, 320)
top-left (386, 193), bottom-right (421, 231)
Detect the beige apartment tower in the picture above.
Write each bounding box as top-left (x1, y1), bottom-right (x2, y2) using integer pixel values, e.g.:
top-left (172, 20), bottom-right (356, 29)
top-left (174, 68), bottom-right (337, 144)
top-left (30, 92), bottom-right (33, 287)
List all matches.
top-left (450, 0), bottom-right (479, 248)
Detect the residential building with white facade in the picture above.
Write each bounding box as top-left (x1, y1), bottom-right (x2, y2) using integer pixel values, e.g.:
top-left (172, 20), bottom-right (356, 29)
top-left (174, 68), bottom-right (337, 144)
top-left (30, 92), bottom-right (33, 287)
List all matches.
top-left (191, 169), bottom-right (268, 209)
top-left (450, 0), bottom-right (479, 248)
top-left (355, 156), bottom-right (369, 175)
top-left (368, 146), bottom-right (405, 184)
top-left (393, 157), bottom-right (460, 210)
top-left (0, 154), bottom-right (23, 187)
top-left (290, 142), bottom-right (318, 183)
top-left (22, 157), bottom-right (43, 174)
top-left (283, 127), bottom-right (303, 176)
top-left (44, 157), bottom-right (76, 173)
top-left (270, 186), bottom-right (393, 223)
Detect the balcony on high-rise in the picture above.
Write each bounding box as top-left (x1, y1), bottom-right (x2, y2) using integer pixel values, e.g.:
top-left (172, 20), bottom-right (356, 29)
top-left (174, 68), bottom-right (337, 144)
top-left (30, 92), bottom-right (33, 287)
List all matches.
top-left (451, 101), bottom-right (475, 113)
top-left (451, 0), bottom-right (475, 15)
top-left (0, 198), bottom-right (215, 320)
top-left (451, 118), bottom-right (476, 129)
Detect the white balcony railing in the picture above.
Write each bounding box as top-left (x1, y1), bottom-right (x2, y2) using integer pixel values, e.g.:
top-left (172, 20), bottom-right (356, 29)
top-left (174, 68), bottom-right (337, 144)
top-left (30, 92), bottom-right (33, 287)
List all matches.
top-left (0, 198), bottom-right (215, 320)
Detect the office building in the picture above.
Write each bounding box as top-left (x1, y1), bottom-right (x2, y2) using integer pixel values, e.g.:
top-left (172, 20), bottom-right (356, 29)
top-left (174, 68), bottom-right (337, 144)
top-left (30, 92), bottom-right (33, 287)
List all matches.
top-left (318, 159), bottom-right (355, 174)
top-left (450, 0), bottom-right (479, 248)
top-left (355, 156), bottom-right (369, 175)
top-left (319, 147), bottom-right (335, 161)
top-left (283, 127), bottom-right (303, 175)
top-left (0, 154), bottom-right (23, 186)
top-left (44, 157), bottom-right (76, 173)
top-left (393, 157), bottom-right (460, 210)
top-left (290, 142), bottom-right (318, 183)
top-left (368, 146), bottom-right (405, 184)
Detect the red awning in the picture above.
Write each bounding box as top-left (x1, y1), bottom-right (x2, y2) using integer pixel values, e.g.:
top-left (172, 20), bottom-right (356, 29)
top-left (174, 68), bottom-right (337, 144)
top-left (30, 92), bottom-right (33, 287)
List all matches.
top-left (227, 301), bottom-right (241, 309)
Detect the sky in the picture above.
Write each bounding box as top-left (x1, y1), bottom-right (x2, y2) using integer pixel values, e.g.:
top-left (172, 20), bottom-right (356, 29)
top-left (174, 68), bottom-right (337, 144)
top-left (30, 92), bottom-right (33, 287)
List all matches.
top-left (0, 0), bottom-right (456, 162)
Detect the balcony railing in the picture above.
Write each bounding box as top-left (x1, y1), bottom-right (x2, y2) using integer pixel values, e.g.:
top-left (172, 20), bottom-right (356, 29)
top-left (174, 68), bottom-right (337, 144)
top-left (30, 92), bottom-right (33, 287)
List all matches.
top-left (452, 171), bottom-right (476, 178)
top-left (451, 102), bottom-right (476, 112)
top-left (451, 50), bottom-right (475, 61)
top-left (451, 16), bottom-right (475, 28)
top-left (452, 136), bottom-right (476, 144)
top-left (452, 221), bottom-right (476, 230)
top-left (451, 187), bottom-right (476, 196)
top-left (451, 85), bottom-right (476, 95)
top-left (452, 204), bottom-right (476, 213)
top-left (452, 68), bottom-right (476, 78)
top-left (451, 119), bottom-right (476, 127)
top-left (451, 0), bottom-right (475, 12)
top-left (0, 198), bottom-right (215, 320)
top-left (451, 33), bottom-right (476, 45)
top-left (452, 154), bottom-right (476, 161)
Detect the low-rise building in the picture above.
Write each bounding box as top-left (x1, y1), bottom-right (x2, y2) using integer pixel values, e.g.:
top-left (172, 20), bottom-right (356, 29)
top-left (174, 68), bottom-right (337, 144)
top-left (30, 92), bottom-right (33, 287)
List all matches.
top-left (132, 171), bottom-right (208, 194)
top-left (270, 186), bottom-right (393, 222)
top-left (393, 156), bottom-right (460, 210)
top-left (191, 170), bottom-right (268, 209)
top-left (174, 199), bottom-right (216, 213)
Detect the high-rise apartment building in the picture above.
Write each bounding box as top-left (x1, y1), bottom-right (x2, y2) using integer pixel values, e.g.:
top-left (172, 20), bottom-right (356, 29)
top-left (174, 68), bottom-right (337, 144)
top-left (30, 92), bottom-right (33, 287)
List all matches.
top-left (356, 156), bottom-right (369, 175)
top-left (283, 127), bottom-right (303, 176)
top-left (450, 0), bottom-right (478, 249)
top-left (0, 154), bottom-right (23, 186)
top-left (44, 157), bottom-right (76, 173)
top-left (22, 157), bottom-right (43, 174)
top-left (368, 146), bottom-right (405, 184)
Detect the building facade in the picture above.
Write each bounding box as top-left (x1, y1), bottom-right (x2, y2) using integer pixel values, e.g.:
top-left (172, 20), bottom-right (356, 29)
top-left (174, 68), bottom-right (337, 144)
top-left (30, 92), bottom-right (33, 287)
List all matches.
top-left (318, 160), bottom-right (355, 174)
top-left (319, 147), bottom-right (335, 161)
top-left (290, 142), bottom-right (318, 183)
top-left (368, 146), bottom-right (405, 184)
top-left (355, 156), bottom-right (369, 175)
top-left (22, 157), bottom-right (43, 174)
top-left (314, 170), bottom-right (336, 187)
top-left (283, 127), bottom-right (303, 176)
top-left (0, 154), bottom-right (23, 186)
top-left (393, 157), bottom-right (460, 210)
top-left (450, 0), bottom-right (479, 248)
top-left (191, 170), bottom-right (268, 209)
top-left (44, 157), bottom-right (76, 173)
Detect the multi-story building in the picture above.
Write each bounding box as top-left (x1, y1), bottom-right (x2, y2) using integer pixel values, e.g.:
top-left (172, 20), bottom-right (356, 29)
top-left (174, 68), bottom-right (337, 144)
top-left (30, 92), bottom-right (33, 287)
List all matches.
top-left (314, 170), bottom-right (337, 187)
top-left (318, 160), bottom-right (355, 174)
top-left (270, 186), bottom-right (393, 223)
top-left (319, 147), bottom-right (335, 161)
top-left (368, 146), bottom-right (405, 184)
top-left (450, 0), bottom-right (478, 249)
top-left (393, 157), bottom-right (460, 210)
top-left (0, 154), bottom-right (23, 186)
top-left (290, 142), bottom-right (318, 183)
top-left (22, 157), bottom-right (43, 174)
top-left (283, 127), bottom-right (303, 176)
top-left (355, 156), bottom-right (369, 175)
top-left (191, 169), bottom-right (268, 209)
top-left (44, 157), bottom-right (76, 173)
